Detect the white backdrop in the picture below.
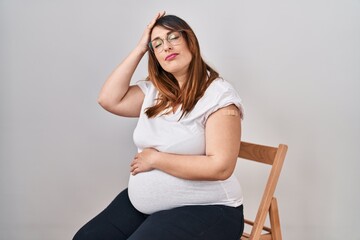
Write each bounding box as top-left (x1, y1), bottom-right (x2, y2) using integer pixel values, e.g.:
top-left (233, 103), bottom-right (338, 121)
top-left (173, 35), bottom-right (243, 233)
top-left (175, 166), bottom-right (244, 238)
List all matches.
top-left (1, 0), bottom-right (359, 239)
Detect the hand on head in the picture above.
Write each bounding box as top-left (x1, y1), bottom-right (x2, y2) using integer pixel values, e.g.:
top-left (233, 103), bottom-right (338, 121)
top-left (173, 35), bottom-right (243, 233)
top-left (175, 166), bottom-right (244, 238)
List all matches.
top-left (147, 11), bottom-right (166, 30)
top-left (137, 11), bottom-right (166, 53)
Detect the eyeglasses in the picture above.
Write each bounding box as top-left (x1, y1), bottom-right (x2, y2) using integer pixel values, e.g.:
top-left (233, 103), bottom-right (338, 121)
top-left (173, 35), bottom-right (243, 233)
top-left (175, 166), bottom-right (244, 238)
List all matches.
top-left (148, 30), bottom-right (184, 53)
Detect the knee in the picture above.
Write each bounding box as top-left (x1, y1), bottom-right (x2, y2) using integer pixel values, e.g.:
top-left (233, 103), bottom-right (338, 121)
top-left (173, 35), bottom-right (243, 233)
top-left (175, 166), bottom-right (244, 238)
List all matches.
top-left (72, 228), bottom-right (93, 240)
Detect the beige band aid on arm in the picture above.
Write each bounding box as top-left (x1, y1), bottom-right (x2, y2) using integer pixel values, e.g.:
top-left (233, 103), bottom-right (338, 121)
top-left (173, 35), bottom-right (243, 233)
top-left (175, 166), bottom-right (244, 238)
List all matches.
top-left (223, 109), bottom-right (239, 116)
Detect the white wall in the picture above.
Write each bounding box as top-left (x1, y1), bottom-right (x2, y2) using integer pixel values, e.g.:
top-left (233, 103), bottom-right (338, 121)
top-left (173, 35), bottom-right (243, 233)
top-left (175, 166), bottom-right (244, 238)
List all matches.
top-left (1, 0), bottom-right (359, 239)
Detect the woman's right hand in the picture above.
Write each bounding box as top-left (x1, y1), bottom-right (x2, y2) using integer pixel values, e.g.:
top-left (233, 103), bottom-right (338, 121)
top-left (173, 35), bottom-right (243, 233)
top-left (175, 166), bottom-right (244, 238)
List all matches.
top-left (98, 11), bottom-right (166, 117)
top-left (137, 11), bottom-right (166, 53)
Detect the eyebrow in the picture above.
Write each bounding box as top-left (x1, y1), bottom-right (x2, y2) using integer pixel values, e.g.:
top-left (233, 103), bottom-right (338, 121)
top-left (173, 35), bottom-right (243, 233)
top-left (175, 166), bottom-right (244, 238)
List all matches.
top-left (151, 30), bottom-right (176, 41)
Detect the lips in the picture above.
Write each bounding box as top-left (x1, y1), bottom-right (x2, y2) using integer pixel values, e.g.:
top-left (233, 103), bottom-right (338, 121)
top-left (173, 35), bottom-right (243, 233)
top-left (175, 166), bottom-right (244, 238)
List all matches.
top-left (165, 53), bottom-right (179, 61)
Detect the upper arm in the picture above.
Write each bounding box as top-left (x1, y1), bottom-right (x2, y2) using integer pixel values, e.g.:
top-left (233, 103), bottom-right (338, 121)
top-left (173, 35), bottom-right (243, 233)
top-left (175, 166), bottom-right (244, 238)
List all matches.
top-left (205, 104), bottom-right (241, 178)
top-left (98, 85), bottom-right (145, 117)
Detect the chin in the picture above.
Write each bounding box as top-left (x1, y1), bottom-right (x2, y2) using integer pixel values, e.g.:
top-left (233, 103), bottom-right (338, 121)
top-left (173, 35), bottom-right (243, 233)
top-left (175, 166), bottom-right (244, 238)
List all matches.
top-left (163, 64), bottom-right (190, 76)
top-left (161, 66), bottom-right (181, 75)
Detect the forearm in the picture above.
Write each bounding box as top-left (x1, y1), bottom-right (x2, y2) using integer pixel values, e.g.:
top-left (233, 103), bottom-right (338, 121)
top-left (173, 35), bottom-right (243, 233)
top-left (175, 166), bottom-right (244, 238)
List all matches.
top-left (98, 47), bottom-right (146, 105)
top-left (152, 152), bottom-right (236, 181)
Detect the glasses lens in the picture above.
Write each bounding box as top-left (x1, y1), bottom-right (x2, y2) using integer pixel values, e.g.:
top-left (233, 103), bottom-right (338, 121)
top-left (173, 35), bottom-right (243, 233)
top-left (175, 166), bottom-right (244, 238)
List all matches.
top-left (168, 31), bottom-right (182, 45)
top-left (150, 39), bottom-right (164, 53)
top-left (150, 31), bottom-right (183, 53)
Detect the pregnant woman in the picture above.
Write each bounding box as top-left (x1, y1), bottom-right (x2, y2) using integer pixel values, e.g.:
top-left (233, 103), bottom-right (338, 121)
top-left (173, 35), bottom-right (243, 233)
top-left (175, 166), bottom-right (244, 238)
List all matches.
top-left (73, 11), bottom-right (245, 240)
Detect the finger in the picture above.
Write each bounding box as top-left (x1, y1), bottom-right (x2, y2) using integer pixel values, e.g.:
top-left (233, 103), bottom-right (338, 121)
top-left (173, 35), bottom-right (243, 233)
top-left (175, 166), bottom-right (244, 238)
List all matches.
top-left (132, 167), bottom-right (140, 175)
top-left (131, 154), bottom-right (140, 163)
top-left (130, 164), bottom-right (138, 173)
top-left (148, 14), bottom-right (158, 28)
top-left (160, 10), bottom-right (166, 18)
top-left (130, 158), bottom-right (139, 168)
top-left (130, 160), bottom-right (135, 167)
top-left (147, 11), bottom-right (166, 29)
top-left (155, 10), bottom-right (166, 20)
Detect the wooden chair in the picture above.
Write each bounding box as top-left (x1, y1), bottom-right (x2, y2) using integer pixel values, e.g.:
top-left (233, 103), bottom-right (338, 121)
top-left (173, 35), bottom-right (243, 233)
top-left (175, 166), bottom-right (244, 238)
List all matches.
top-left (239, 141), bottom-right (288, 240)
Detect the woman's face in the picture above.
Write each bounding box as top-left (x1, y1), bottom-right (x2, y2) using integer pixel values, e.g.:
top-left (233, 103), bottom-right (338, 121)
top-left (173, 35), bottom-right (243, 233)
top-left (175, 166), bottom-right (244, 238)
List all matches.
top-left (150, 26), bottom-right (192, 79)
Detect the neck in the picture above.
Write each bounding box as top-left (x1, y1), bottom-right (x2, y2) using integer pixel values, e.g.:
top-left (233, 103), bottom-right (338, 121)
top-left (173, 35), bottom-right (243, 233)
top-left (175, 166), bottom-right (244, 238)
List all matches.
top-left (173, 71), bottom-right (188, 89)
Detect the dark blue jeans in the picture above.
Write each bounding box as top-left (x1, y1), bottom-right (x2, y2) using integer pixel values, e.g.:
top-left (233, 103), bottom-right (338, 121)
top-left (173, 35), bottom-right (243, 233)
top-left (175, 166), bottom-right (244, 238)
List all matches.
top-left (73, 188), bottom-right (244, 240)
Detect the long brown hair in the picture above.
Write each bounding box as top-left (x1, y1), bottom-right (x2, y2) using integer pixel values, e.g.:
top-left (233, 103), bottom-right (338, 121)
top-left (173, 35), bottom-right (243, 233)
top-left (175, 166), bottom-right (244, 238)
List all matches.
top-left (146, 15), bottom-right (219, 119)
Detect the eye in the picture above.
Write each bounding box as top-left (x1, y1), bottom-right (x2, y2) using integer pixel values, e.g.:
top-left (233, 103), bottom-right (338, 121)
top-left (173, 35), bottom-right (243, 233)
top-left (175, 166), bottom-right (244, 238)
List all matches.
top-left (152, 39), bottom-right (163, 48)
top-left (168, 32), bottom-right (180, 41)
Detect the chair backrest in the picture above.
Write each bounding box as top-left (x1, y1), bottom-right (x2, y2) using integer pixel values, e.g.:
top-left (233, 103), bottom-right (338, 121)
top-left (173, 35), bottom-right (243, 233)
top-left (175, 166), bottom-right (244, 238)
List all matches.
top-left (239, 141), bottom-right (288, 240)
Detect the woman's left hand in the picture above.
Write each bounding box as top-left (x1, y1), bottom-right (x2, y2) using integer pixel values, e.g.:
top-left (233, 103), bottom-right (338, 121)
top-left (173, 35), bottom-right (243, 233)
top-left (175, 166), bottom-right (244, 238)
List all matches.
top-left (130, 148), bottom-right (159, 175)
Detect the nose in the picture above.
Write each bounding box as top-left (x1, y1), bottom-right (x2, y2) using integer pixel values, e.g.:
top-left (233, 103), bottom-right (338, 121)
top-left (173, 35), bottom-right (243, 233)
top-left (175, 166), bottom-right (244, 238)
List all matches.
top-left (163, 40), bottom-right (173, 51)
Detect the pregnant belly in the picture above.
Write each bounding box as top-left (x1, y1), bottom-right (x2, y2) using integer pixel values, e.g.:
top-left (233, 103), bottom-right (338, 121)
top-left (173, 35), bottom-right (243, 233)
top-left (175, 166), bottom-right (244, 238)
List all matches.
top-left (128, 170), bottom-right (233, 214)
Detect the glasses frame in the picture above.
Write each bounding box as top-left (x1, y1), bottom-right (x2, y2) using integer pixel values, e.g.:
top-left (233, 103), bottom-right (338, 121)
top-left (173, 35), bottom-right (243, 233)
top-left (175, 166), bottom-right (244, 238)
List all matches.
top-left (148, 30), bottom-right (185, 53)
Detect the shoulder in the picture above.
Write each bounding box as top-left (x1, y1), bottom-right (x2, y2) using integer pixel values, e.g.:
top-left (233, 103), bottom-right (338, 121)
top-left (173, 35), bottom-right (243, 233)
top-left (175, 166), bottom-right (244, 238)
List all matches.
top-left (203, 78), bottom-right (244, 119)
top-left (204, 78), bottom-right (240, 100)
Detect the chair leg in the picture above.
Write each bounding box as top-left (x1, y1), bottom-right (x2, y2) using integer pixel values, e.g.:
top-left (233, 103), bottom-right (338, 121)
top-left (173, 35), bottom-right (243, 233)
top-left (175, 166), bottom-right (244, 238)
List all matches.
top-left (269, 197), bottom-right (282, 240)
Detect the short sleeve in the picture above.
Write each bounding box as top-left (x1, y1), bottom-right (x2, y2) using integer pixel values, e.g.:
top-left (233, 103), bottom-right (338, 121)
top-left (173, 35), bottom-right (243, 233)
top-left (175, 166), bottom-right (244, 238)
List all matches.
top-left (203, 79), bottom-right (244, 121)
top-left (136, 80), bottom-right (152, 95)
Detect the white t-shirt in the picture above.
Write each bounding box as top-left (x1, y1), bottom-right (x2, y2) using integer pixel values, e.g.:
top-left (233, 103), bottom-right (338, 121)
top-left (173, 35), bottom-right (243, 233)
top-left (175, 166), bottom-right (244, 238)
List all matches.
top-left (128, 78), bottom-right (244, 214)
